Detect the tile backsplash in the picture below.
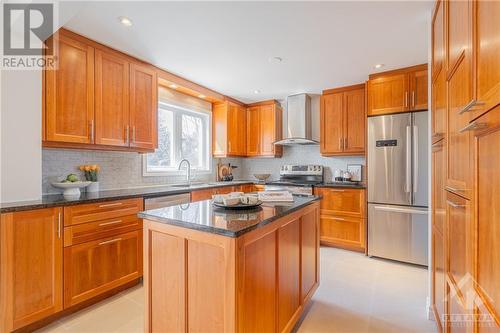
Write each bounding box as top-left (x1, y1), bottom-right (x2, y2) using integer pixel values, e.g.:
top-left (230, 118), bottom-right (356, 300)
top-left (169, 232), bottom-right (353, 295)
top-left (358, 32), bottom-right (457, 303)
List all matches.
top-left (239, 145), bottom-right (365, 183)
top-left (42, 149), bottom-right (242, 194)
top-left (42, 145), bottom-right (364, 194)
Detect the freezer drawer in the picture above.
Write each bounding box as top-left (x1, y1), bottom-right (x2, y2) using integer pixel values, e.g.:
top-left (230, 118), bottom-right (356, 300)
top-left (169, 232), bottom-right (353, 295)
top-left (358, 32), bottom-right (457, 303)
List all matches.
top-left (368, 204), bottom-right (428, 266)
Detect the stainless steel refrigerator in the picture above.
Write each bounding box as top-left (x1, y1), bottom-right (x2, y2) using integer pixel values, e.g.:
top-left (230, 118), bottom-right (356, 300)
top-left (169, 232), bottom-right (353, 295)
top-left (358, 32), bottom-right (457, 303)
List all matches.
top-left (367, 111), bottom-right (429, 266)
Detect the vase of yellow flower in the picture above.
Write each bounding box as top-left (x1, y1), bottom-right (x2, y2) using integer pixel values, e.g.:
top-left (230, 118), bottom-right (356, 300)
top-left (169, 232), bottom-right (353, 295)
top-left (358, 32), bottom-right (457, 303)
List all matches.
top-left (79, 165), bottom-right (100, 192)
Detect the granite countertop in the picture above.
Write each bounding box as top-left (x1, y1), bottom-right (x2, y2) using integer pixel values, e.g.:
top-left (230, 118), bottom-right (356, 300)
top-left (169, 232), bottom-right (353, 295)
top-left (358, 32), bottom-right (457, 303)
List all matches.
top-left (0, 181), bottom-right (254, 213)
top-left (316, 182), bottom-right (366, 189)
top-left (138, 195), bottom-right (320, 238)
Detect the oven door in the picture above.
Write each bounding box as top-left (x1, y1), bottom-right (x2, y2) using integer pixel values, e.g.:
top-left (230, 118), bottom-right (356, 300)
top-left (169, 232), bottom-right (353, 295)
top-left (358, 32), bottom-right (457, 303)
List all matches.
top-left (264, 185), bottom-right (313, 196)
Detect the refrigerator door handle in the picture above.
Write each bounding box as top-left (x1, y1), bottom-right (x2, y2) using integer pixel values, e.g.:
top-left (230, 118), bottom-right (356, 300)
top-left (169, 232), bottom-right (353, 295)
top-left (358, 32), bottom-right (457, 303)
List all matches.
top-left (413, 125), bottom-right (418, 193)
top-left (405, 126), bottom-right (412, 193)
top-left (373, 205), bottom-right (428, 215)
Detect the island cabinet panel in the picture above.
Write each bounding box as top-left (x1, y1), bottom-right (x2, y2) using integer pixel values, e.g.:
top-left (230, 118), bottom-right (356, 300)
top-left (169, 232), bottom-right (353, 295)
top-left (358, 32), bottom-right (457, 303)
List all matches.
top-left (432, 226), bottom-right (446, 333)
top-left (277, 219), bottom-right (301, 333)
top-left (143, 201), bottom-right (320, 333)
top-left (314, 187), bottom-right (366, 252)
top-left (0, 208), bottom-right (63, 332)
top-left (301, 209), bottom-right (319, 303)
top-left (238, 231), bottom-right (277, 333)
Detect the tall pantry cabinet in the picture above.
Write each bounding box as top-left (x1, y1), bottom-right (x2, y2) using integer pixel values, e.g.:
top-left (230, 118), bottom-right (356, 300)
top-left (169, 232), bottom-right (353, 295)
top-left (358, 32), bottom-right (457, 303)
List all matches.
top-left (431, 0), bottom-right (500, 332)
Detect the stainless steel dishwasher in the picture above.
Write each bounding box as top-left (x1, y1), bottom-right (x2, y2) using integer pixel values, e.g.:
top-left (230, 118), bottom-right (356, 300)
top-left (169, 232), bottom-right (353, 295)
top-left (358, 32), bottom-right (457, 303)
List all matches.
top-left (144, 193), bottom-right (191, 210)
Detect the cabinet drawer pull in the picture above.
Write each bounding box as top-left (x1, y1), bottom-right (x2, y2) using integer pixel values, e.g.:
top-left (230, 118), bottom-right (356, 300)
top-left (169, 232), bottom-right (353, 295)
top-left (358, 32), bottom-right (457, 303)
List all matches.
top-left (99, 219), bottom-right (122, 226)
top-left (446, 200), bottom-right (465, 209)
top-left (459, 121), bottom-right (487, 133)
top-left (331, 217), bottom-right (346, 221)
top-left (329, 189), bottom-right (345, 192)
top-left (98, 238), bottom-right (122, 246)
top-left (458, 99), bottom-right (485, 115)
top-left (98, 202), bottom-right (123, 208)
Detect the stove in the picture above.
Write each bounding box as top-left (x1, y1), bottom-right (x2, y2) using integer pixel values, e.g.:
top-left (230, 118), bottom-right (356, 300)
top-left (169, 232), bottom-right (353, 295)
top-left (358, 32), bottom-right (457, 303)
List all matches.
top-left (265, 164), bottom-right (324, 195)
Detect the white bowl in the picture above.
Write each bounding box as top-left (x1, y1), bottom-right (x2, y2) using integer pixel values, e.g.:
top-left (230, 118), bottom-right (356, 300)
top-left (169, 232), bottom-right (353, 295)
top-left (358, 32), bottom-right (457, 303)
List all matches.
top-left (253, 174), bottom-right (271, 182)
top-left (51, 181), bottom-right (91, 198)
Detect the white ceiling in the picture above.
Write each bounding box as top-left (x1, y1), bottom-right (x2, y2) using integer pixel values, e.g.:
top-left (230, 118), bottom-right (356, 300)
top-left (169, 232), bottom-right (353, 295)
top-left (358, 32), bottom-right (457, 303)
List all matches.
top-left (62, 1), bottom-right (433, 103)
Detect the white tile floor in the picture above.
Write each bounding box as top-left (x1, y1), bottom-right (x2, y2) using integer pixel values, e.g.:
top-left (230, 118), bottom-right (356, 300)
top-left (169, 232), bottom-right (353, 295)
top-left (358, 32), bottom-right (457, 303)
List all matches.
top-left (36, 247), bottom-right (436, 333)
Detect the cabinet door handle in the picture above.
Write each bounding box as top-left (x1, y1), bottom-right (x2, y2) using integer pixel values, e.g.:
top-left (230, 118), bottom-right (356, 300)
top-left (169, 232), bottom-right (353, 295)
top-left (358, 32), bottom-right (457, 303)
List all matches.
top-left (344, 138), bottom-right (347, 149)
top-left (125, 125), bottom-right (130, 145)
top-left (459, 121), bottom-right (488, 133)
top-left (446, 200), bottom-right (465, 209)
top-left (458, 99), bottom-right (485, 115)
top-left (89, 120), bottom-right (94, 142)
top-left (57, 210), bottom-right (61, 239)
top-left (99, 219), bottom-right (122, 227)
top-left (405, 91), bottom-right (409, 108)
top-left (98, 238), bottom-right (122, 246)
top-left (339, 137), bottom-right (343, 150)
top-left (411, 91), bottom-right (415, 108)
top-left (132, 126), bottom-right (136, 143)
top-left (98, 202), bottom-right (123, 208)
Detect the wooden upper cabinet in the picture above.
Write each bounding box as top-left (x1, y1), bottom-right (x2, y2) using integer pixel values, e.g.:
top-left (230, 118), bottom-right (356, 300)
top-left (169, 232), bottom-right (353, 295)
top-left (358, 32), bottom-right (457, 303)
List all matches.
top-left (321, 84), bottom-right (365, 156)
top-left (343, 87), bottom-right (366, 153)
top-left (95, 49), bottom-right (130, 147)
top-left (0, 208), bottom-right (63, 332)
top-left (45, 31), bottom-right (94, 144)
top-left (246, 101), bottom-right (283, 157)
top-left (320, 93), bottom-right (344, 155)
top-left (471, 0), bottom-right (500, 119)
top-left (43, 29), bottom-right (158, 152)
top-left (432, 68), bottom-right (447, 143)
top-left (409, 69), bottom-right (428, 111)
top-left (367, 73), bottom-right (408, 115)
top-left (246, 106), bottom-right (261, 156)
top-left (129, 63), bottom-right (158, 150)
top-left (472, 106), bottom-right (500, 329)
top-left (212, 101), bottom-right (247, 157)
top-left (446, 0), bottom-right (473, 198)
top-left (432, 0), bottom-right (445, 79)
top-left (367, 64), bottom-right (428, 116)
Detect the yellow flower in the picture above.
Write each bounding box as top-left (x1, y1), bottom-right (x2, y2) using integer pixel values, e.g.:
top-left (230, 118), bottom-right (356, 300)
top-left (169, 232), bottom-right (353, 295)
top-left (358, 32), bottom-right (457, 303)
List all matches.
top-left (84, 166), bottom-right (91, 171)
top-left (95, 166), bottom-right (100, 172)
top-left (79, 165), bottom-right (85, 171)
top-left (91, 165), bottom-right (98, 171)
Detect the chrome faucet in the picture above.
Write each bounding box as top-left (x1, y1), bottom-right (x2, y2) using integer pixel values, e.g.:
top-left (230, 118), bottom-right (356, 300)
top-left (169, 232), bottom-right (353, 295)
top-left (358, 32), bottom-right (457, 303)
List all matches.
top-left (178, 159), bottom-right (191, 184)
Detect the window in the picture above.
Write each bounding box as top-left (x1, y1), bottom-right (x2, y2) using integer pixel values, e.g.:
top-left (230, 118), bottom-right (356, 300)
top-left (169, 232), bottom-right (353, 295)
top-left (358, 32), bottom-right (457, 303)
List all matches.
top-left (144, 102), bottom-right (211, 175)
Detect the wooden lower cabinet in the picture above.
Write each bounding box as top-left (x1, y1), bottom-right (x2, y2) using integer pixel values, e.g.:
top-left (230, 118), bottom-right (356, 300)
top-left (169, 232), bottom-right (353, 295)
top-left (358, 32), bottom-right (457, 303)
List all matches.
top-left (432, 226), bottom-right (446, 332)
top-left (143, 202), bottom-right (320, 333)
top-left (190, 185), bottom-right (242, 202)
top-left (314, 187), bottom-right (366, 252)
top-left (63, 230), bottom-right (143, 307)
top-left (0, 208), bottom-right (63, 332)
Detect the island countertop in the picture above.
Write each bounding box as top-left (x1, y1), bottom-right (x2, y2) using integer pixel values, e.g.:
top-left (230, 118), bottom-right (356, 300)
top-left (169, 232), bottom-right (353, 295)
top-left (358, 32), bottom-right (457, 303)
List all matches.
top-left (138, 195), bottom-right (320, 237)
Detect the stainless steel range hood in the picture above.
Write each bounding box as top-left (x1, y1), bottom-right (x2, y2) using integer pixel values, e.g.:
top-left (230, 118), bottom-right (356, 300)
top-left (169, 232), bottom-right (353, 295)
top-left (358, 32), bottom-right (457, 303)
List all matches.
top-left (274, 93), bottom-right (319, 145)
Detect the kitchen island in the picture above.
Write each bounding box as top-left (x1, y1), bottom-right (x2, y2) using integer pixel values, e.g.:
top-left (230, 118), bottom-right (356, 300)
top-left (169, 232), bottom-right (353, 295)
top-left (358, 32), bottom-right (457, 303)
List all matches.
top-left (138, 196), bottom-right (320, 333)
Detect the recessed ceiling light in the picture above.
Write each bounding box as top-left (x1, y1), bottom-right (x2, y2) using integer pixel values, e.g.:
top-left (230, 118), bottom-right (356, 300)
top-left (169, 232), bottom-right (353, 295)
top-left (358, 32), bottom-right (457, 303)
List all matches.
top-left (254, 90), bottom-right (261, 94)
top-left (169, 84), bottom-right (178, 89)
top-left (118, 16), bottom-right (133, 27)
top-left (198, 94), bottom-right (206, 99)
top-left (268, 56), bottom-right (283, 64)
top-left (374, 63), bottom-right (384, 69)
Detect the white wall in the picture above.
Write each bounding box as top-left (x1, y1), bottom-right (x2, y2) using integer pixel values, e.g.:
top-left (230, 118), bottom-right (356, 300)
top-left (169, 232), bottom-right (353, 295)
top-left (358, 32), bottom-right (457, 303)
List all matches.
top-left (0, 70), bottom-right (43, 202)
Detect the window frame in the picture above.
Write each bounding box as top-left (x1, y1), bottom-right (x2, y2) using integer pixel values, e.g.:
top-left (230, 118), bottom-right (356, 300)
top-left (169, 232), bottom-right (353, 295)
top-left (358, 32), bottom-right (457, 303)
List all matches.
top-left (143, 102), bottom-right (212, 177)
